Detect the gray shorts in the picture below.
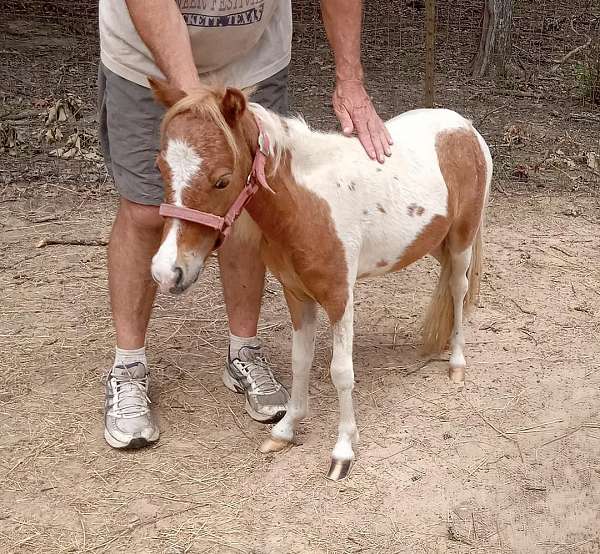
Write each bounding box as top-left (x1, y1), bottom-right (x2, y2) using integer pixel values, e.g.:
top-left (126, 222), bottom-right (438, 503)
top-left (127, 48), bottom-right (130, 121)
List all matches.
top-left (98, 63), bottom-right (289, 206)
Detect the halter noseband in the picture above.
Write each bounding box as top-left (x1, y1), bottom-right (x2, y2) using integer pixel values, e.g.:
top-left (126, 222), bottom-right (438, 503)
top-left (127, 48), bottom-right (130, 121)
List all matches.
top-left (158, 114), bottom-right (272, 248)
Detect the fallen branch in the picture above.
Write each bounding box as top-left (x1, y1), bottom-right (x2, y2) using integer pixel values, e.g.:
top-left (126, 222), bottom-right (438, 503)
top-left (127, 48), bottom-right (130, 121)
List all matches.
top-left (551, 27), bottom-right (592, 72)
top-left (36, 238), bottom-right (108, 248)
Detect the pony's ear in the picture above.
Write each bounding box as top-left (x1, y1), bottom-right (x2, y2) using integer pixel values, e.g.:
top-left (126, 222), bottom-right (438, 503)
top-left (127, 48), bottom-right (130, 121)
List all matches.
top-left (148, 77), bottom-right (186, 107)
top-left (221, 87), bottom-right (246, 127)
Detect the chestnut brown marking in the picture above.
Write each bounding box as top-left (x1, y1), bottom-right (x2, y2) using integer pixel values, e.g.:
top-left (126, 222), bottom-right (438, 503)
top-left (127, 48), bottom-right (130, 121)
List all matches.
top-left (391, 215), bottom-right (450, 272)
top-left (435, 128), bottom-right (487, 251)
top-left (389, 127), bottom-right (486, 274)
top-left (376, 260), bottom-right (388, 268)
top-left (239, 145), bottom-right (349, 325)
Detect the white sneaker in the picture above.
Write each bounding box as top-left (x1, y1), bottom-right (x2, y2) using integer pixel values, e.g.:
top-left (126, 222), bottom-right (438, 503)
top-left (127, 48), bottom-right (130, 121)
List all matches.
top-left (104, 362), bottom-right (159, 449)
top-left (223, 345), bottom-right (289, 423)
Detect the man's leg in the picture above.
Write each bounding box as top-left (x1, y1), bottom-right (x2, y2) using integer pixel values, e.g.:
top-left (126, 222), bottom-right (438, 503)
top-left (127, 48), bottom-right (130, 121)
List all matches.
top-left (219, 67), bottom-right (291, 423)
top-left (109, 199), bottom-right (162, 349)
top-left (99, 63), bottom-right (165, 449)
top-left (219, 233), bottom-right (265, 338)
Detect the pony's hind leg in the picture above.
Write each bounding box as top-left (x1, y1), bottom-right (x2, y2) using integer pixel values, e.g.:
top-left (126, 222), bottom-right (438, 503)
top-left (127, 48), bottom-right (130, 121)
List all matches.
top-left (260, 292), bottom-right (317, 453)
top-left (448, 247), bottom-right (472, 384)
top-left (326, 293), bottom-right (359, 481)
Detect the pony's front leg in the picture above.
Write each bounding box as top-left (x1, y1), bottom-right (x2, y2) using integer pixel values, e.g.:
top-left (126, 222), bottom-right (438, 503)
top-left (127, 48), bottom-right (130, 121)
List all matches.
top-left (326, 294), bottom-right (359, 481)
top-left (260, 292), bottom-right (317, 453)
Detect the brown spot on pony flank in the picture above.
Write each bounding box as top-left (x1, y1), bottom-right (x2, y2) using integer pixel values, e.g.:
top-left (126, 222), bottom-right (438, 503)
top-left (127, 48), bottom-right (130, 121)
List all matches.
top-left (376, 203), bottom-right (386, 214)
top-left (376, 260), bottom-right (388, 267)
top-left (407, 204), bottom-right (425, 217)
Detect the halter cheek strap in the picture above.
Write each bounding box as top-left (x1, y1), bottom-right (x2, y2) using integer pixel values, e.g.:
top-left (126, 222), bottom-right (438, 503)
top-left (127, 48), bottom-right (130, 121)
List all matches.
top-left (158, 114), bottom-right (272, 247)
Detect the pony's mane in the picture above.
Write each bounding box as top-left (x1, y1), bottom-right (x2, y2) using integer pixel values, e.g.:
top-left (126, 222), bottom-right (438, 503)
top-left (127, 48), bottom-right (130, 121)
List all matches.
top-left (161, 83), bottom-right (313, 172)
top-left (248, 103), bottom-right (311, 175)
top-left (161, 84), bottom-right (241, 162)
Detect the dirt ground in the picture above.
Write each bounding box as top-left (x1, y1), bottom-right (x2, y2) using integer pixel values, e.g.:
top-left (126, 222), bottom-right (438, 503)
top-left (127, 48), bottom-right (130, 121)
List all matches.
top-left (1, 2), bottom-right (600, 553)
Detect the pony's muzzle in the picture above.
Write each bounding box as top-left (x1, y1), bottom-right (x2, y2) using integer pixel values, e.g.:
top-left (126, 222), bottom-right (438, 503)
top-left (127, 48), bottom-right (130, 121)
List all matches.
top-left (151, 259), bottom-right (203, 295)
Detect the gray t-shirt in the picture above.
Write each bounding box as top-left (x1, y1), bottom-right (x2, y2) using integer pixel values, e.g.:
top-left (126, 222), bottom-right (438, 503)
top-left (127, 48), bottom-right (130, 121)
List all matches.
top-left (99, 0), bottom-right (292, 88)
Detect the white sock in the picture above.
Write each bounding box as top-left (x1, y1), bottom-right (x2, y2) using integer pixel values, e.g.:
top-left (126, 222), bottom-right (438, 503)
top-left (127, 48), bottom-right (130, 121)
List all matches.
top-left (114, 346), bottom-right (147, 369)
top-left (229, 333), bottom-right (260, 360)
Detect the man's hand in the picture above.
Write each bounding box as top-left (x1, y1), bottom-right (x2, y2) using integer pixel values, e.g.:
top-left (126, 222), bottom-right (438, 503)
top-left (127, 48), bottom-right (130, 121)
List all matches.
top-left (333, 79), bottom-right (393, 163)
top-left (320, 0), bottom-right (392, 163)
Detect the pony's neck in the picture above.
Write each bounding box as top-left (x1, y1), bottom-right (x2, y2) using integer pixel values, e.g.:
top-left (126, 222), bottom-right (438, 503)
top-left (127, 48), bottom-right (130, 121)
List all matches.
top-left (239, 106), bottom-right (306, 243)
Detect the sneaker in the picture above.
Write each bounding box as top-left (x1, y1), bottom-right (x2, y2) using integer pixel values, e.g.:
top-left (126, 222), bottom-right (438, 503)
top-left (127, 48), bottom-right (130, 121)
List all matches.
top-left (104, 362), bottom-right (159, 449)
top-left (222, 345), bottom-right (289, 423)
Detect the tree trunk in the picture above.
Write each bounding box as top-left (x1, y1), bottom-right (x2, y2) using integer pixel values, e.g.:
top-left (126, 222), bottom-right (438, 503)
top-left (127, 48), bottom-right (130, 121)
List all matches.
top-left (472, 0), bottom-right (514, 79)
top-left (424, 0), bottom-right (436, 107)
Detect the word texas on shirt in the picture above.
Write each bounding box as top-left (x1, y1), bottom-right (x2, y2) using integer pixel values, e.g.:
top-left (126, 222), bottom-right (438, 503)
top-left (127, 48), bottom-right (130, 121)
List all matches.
top-left (99, 0), bottom-right (292, 88)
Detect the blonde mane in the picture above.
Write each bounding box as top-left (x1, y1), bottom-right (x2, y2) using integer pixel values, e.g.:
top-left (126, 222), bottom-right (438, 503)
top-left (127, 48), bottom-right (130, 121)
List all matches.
top-left (161, 84), bottom-right (312, 176)
top-left (161, 85), bottom-right (241, 162)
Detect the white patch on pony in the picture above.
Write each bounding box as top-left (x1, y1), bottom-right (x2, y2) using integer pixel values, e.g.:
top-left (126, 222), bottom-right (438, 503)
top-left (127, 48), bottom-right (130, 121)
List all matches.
top-left (259, 107), bottom-right (474, 279)
top-left (151, 220), bottom-right (180, 290)
top-left (165, 138), bottom-right (202, 205)
top-left (151, 139), bottom-right (201, 290)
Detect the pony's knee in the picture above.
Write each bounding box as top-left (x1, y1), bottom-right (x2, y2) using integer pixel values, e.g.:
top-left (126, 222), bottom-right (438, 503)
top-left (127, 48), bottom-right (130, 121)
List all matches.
top-left (330, 362), bottom-right (354, 391)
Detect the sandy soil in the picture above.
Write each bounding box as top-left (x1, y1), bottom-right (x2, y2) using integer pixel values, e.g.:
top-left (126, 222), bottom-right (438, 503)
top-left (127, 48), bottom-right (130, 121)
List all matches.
top-left (1, 186), bottom-right (599, 552)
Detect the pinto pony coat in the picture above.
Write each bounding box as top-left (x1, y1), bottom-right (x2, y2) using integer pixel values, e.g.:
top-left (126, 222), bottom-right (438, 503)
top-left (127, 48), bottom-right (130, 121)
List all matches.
top-left (149, 80), bottom-right (491, 480)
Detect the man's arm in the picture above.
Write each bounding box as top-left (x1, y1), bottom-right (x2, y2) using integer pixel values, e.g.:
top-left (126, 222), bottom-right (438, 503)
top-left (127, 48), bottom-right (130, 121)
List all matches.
top-left (125, 0), bottom-right (200, 92)
top-left (320, 0), bottom-right (392, 163)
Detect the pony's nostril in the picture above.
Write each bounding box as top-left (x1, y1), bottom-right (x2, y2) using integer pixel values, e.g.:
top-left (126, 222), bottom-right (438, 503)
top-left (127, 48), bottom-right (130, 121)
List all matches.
top-left (173, 266), bottom-right (183, 286)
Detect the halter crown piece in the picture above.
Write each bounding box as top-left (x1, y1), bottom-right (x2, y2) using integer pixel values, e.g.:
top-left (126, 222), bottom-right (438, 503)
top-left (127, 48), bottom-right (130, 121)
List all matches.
top-left (158, 114), bottom-right (273, 248)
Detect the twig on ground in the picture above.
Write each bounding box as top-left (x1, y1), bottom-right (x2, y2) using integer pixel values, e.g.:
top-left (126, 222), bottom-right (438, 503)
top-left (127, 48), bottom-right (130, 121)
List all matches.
top-left (227, 405), bottom-right (254, 443)
top-left (506, 418), bottom-right (564, 434)
top-left (36, 238), bottom-right (108, 248)
top-left (508, 297), bottom-right (537, 316)
top-left (476, 102), bottom-right (511, 125)
top-left (535, 425), bottom-right (583, 450)
top-left (549, 245), bottom-right (575, 257)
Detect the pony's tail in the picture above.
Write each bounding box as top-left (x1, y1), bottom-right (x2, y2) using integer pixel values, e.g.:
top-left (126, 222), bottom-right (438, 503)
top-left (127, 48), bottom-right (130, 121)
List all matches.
top-left (421, 225), bottom-right (483, 354)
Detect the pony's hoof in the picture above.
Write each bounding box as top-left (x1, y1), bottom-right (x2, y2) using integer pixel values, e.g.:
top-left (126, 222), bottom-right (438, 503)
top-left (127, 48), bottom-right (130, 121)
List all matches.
top-left (449, 367), bottom-right (465, 385)
top-left (259, 437), bottom-right (292, 454)
top-left (326, 458), bottom-right (354, 481)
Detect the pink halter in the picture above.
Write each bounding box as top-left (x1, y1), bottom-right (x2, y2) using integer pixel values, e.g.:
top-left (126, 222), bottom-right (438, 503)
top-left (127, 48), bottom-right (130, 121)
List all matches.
top-left (158, 115), bottom-right (273, 248)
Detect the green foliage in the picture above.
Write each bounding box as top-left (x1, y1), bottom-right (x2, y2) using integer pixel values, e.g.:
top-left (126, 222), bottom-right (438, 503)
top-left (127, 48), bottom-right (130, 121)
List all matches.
top-left (574, 58), bottom-right (600, 104)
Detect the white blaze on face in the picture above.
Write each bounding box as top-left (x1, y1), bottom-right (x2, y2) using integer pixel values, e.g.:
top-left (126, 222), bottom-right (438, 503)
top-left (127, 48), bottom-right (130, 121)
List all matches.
top-left (164, 138), bottom-right (203, 205)
top-left (152, 139), bottom-right (202, 290)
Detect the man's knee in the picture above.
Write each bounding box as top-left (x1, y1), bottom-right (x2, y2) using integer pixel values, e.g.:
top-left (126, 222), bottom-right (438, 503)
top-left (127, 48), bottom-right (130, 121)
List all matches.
top-left (118, 198), bottom-right (163, 233)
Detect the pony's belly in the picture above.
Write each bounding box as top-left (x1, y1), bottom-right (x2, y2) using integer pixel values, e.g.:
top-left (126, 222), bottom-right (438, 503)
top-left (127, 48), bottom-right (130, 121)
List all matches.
top-left (356, 209), bottom-right (447, 279)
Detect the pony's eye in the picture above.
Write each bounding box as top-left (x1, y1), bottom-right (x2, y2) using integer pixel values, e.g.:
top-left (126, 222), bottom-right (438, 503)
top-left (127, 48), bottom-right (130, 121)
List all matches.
top-left (214, 176), bottom-right (230, 189)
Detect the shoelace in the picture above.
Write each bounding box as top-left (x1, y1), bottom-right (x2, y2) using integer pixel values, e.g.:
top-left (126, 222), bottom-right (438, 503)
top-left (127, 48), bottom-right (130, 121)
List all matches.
top-left (236, 354), bottom-right (281, 395)
top-left (109, 372), bottom-right (151, 418)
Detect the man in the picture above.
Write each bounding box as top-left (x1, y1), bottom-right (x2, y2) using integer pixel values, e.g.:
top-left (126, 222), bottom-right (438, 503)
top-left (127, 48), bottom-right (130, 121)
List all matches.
top-left (99, 0), bottom-right (393, 449)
